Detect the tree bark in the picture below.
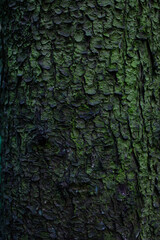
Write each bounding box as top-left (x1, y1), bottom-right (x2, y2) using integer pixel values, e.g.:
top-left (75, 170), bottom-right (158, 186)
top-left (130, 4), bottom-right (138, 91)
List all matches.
top-left (1, 1), bottom-right (160, 239)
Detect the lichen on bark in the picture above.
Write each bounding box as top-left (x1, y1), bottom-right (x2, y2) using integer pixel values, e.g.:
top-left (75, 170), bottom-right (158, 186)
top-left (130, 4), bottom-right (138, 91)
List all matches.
top-left (1, 0), bottom-right (160, 240)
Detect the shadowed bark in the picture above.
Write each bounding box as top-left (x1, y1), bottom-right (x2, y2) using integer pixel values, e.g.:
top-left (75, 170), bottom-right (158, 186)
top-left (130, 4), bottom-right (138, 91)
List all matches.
top-left (1, 1), bottom-right (160, 239)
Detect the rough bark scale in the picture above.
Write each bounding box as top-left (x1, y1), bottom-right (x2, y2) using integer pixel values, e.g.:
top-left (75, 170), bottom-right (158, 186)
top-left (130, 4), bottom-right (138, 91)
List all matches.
top-left (1, 0), bottom-right (160, 239)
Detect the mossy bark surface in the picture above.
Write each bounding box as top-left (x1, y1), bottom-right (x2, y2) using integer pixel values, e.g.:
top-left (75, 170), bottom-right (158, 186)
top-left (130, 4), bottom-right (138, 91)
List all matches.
top-left (1, 1), bottom-right (160, 239)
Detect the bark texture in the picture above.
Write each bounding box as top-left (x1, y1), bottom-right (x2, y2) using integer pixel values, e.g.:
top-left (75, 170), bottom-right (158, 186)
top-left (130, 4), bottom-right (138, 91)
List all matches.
top-left (1, 0), bottom-right (160, 239)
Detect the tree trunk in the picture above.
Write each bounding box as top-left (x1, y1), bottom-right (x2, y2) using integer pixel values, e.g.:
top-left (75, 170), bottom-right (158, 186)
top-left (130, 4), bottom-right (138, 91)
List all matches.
top-left (1, 1), bottom-right (160, 239)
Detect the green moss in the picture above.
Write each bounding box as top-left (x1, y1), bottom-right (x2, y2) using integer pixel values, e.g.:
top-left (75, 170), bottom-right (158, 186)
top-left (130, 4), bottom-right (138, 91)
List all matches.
top-left (2, 0), bottom-right (160, 239)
